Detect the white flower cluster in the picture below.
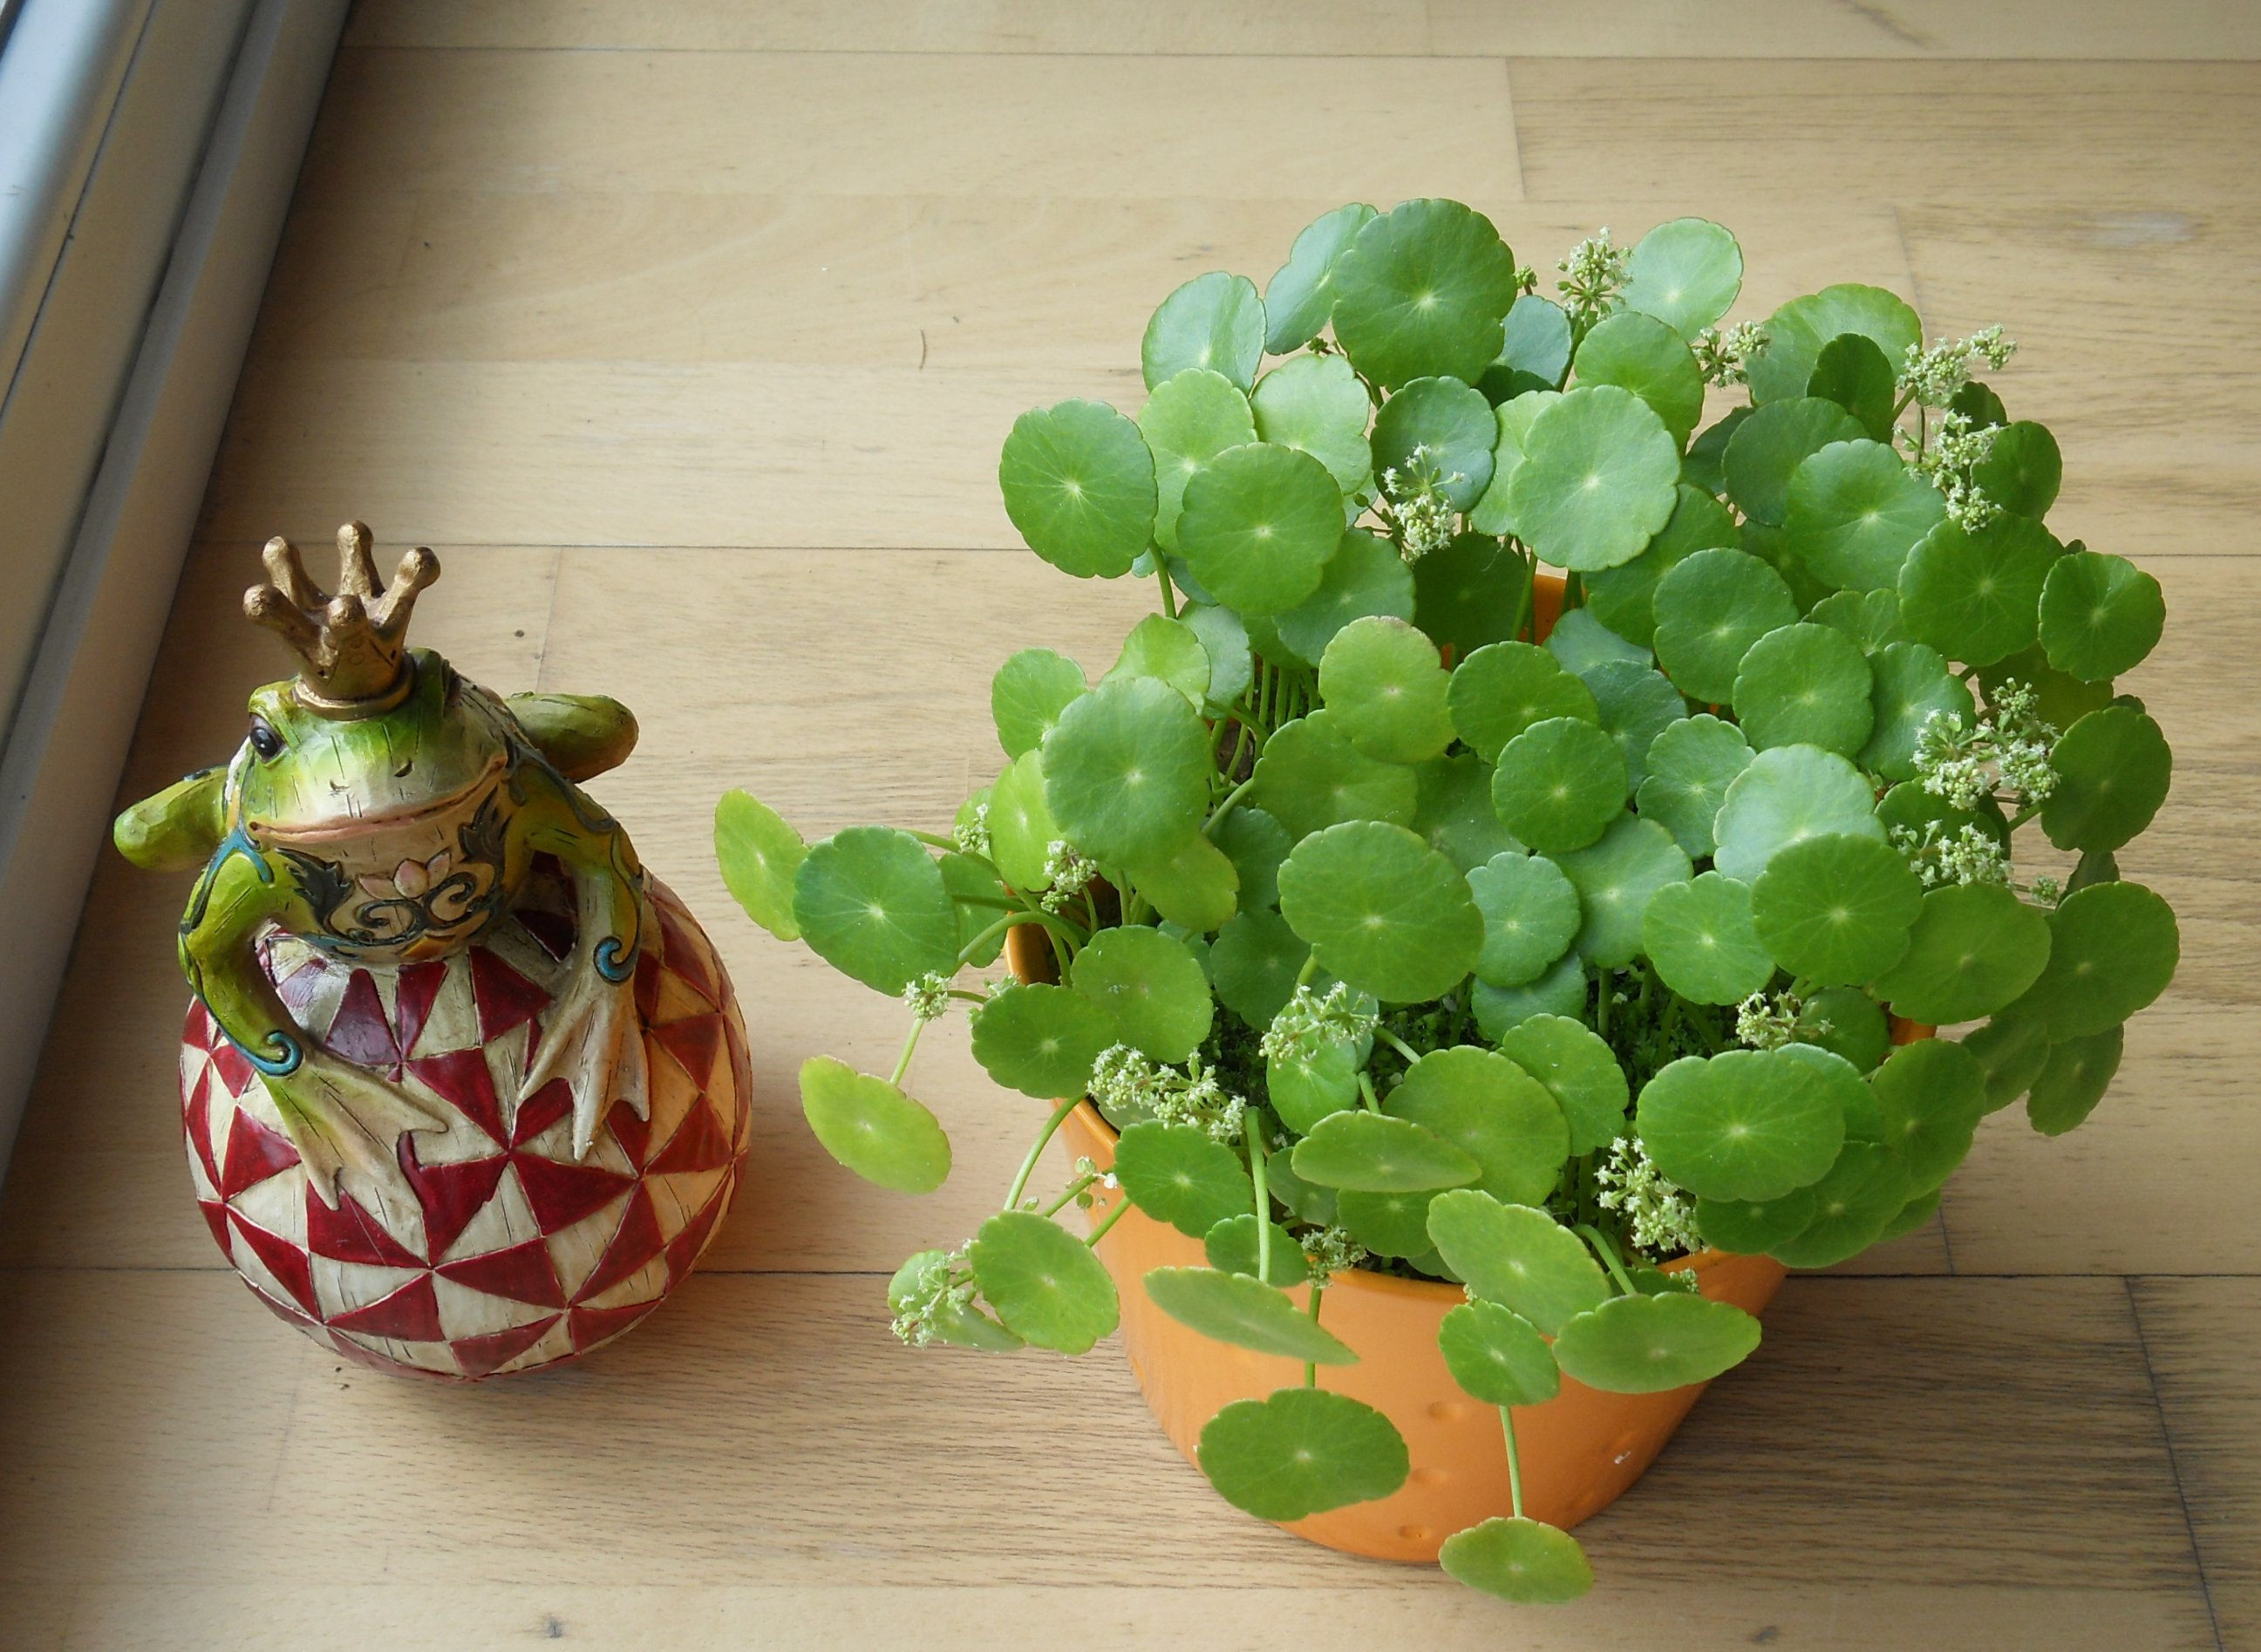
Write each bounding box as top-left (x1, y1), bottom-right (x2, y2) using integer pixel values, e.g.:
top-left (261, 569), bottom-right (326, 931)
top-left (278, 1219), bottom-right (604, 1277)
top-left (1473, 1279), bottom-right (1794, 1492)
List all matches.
top-left (1900, 408), bottom-right (2003, 531)
top-left (1596, 1136), bottom-right (1704, 1261)
top-left (1379, 443), bottom-right (1461, 563)
top-left (1693, 321), bottom-right (1766, 387)
top-left (1890, 820), bottom-right (2011, 890)
top-left (1734, 989), bottom-right (1812, 1051)
top-left (1304, 1224), bottom-right (1371, 1285)
top-left (1911, 680), bottom-right (2058, 812)
top-left (1258, 982), bottom-right (1379, 1063)
top-left (1066, 1153), bottom-right (1118, 1210)
top-left (952, 800), bottom-right (991, 856)
top-left (902, 971), bottom-right (953, 1022)
top-left (1556, 228), bottom-right (1628, 332)
top-left (889, 1246), bottom-right (977, 1348)
top-left (1898, 325), bottom-right (2017, 409)
top-left (1039, 840), bottom-right (1096, 913)
top-left (1088, 1044), bottom-right (1246, 1143)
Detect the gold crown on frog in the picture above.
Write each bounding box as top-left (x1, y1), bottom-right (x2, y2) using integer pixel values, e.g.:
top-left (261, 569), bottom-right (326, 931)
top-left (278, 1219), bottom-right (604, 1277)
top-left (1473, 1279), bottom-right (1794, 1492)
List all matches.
top-left (244, 521), bottom-right (440, 716)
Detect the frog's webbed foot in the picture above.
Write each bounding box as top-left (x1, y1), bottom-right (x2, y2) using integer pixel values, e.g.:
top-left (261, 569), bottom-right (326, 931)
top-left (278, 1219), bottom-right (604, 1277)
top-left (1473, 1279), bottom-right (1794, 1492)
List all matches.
top-left (519, 964), bottom-right (648, 1160)
top-left (264, 1051), bottom-right (449, 1211)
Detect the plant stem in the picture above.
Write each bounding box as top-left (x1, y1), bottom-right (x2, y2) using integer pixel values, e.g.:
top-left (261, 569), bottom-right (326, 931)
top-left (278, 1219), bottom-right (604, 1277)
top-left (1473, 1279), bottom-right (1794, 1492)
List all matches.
top-left (1500, 1405), bottom-right (1525, 1520)
top-left (1304, 1281), bottom-right (1327, 1388)
top-left (1576, 1222), bottom-right (1639, 1295)
top-left (945, 988), bottom-right (989, 1004)
top-left (1357, 1071), bottom-right (1382, 1113)
top-left (1205, 774), bottom-right (1261, 838)
top-left (1508, 545), bottom-right (1536, 644)
top-left (1375, 1027), bottom-right (1421, 1065)
top-left (1039, 1172), bottom-right (1100, 1218)
top-left (1297, 953), bottom-right (1321, 988)
top-left (1006, 1097), bottom-right (1081, 1211)
top-left (1250, 1124), bottom-right (1273, 1282)
top-left (889, 1018), bottom-right (925, 1087)
top-left (1155, 559), bottom-right (1180, 620)
top-left (1595, 969), bottom-right (1612, 1039)
top-left (1086, 1195), bottom-right (1131, 1247)
top-left (957, 908), bottom-right (1079, 971)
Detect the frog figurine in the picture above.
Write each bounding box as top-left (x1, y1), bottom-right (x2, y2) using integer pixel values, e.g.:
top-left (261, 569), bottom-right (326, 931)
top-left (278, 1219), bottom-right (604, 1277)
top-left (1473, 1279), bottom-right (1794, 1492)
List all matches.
top-left (115, 524), bottom-right (752, 1379)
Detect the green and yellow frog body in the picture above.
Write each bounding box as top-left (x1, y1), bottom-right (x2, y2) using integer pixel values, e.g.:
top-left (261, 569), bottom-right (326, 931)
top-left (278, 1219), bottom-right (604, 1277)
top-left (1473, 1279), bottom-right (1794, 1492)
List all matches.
top-left (115, 525), bottom-right (650, 1211)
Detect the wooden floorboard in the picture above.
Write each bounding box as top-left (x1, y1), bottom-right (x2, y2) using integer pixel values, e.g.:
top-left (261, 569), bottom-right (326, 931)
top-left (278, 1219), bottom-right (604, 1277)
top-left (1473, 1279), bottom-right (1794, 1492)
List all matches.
top-left (3, 6), bottom-right (2254, 1644)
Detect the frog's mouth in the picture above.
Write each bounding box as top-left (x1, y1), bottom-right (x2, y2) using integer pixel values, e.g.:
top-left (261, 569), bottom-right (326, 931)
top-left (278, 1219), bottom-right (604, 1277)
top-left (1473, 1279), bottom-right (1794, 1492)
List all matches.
top-left (255, 754), bottom-right (507, 843)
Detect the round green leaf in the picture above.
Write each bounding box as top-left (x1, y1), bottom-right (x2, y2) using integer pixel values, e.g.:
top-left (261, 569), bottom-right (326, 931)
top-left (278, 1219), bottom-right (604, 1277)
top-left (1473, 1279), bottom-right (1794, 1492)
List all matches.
top-left (1264, 201), bottom-right (1379, 352)
top-left (1371, 375), bottom-right (1495, 511)
top-left (1319, 615), bottom-right (1455, 763)
top-left (1126, 830), bottom-right (1240, 933)
top-left (1330, 198), bottom-right (1521, 390)
top-left (889, 1249), bottom-right (1022, 1351)
top-left (1724, 397), bottom-right (1867, 527)
top-left (1573, 309), bottom-right (1705, 447)
top-left (1806, 332), bottom-right (1897, 441)
top-left (1634, 1048), bottom-right (1851, 1202)
top-left (1467, 389), bottom-right (1556, 535)
top-left (1387, 1045), bottom-right (1569, 1205)
top-left (2038, 550), bottom-right (2162, 682)
top-left (998, 399), bottom-right (1157, 578)
top-left (1551, 1292), bottom-right (1761, 1393)
top-left (1584, 484), bottom-right (1739, 648)
top-left (1651, 547), bottom-right (1799, 704)
top-left (1447, 641), bottom-right (1599, 764)
top-left (1266, 1037), bottom-right (1360, 1135)
top-left (1558, 814), bottom-right (1693, 968)
top-left (2021, 880), bottom-right (2177, 1040)
top-left (1750, 832), bottom-right (1923, 986)
top-left (1811, 586), bottom-right (1910, 655)
top-left (1897, 514), bottom-right (2060, 669)
top-left (1336, 1188), bottom-right (1440, 1258)
top-left (715, 789), bottom-right (807, 942)
top-left (1785, 438), bottom-right (1945, 592)
top-left (1481, 293), bottom-right (1572, 401)
top-left (1412, 531), bottom-right (1533, 655)
top-left (1437, 1300), bottom-right (1559, 1407)
top-left (1424, 1188), bottom-right (1610, 1333)
top-left (1583, 660), bottom-right (1687, 789)
top-left (1799, 984), bottom-right (1890, 1073)
top-left (1291, 1109), bottom-right (1480, 1193)
top-left (1071, 925), bottom-right (1213, 1061)
top-left (1112, 1121), bottom-right (1255, 1241)
top-left (2042, 704), bottom-right (2171, 853)
top-left (1682, 406), bottom-right (1747, 496)
top-left (1413, 751), bottom-right (1523, 871)
top-left (1636, 713), bottom-right (1752, 859)
top-left (1712, 744), bottom-right (1884, 882)
top-left (992, 648), bottom-right (1087, 759)
top-left (1143, 271), bottom-right (1264, 393)
top-left (1214, 806), bottom-right (1293, 910)
top-left (1543, 606), bottom-right (1649, 679)
top-left (1974, 419), bottom-right (2061, 519)
top-left (1643, 872), bottom-right (1773, 1004)
top-left (1197, 1388), bottom-right (1409, 1521)
top-left (793, 826), bottom-right (960, 994)
top-left (1145, 1267), bottom-right (1354, 1363)
top-left (1622, 216), bottom-right (1742, 340)
top-left (1182, 602), bottom-right (1252, 710)
top-left (1138, 367), bottom-right (1256, 553)
top-left (969, 1210), bottom-right (1118, 1353)
top-left (1273, 528), bottom-right (1416, 666)
top-left (1440, 1518), bottom-right (1594, 1606)
top-left (1251, 352), bottom-right (1374, 500)
top-left (1870, 882), bottom-right (2053, 1025)
top-left (1042, 675), bottom-right (1212, 866)
top-left (1250, 710), bottom-right (1419, 840)
top-left (1695, 1188), bottom-right (1815, 1254)
top-left (1104, 613), bottom-right (1210, 709)
top-left (1277, 820), bottom-right (1482, 1002)
top-left (1177, 442), bottom-right (1345, 615)
top-left (1747, 285), bottom-right (1922, 406)
top-left (1472, 954), bottom-right (1589, 1042)
top-left (1210, 908), bottom-right (1309, 1028)
top-left (1468, 851), bottom-right (1582, 988)
top-left (1504, 384), bottom-right (1683, 571)
top-left (1495, 1014), bottom-right (1630, 1157)
top-left (2027, 1025), bottom-right (2124, 1136)
top-left (970, 982), bottom-right (1116, 1099)
top-left (1765, 1139), bottom-right (1910, 1267)
top-left (988, 747), bottom-right (1060, 893)
top-left (1205, 1214), bottom-right (1311, 1287)
top-left (799, 1056), bottom-right (951, 1194)
top-left (940, 850), bottom-right (1008, 967)
top-left (1869, 1037), bottom-right (1985, 1191)
top-left (1491, 716), bottom-right (1629, 853)
top-left (1860, 642), bottom-right (1975, 782)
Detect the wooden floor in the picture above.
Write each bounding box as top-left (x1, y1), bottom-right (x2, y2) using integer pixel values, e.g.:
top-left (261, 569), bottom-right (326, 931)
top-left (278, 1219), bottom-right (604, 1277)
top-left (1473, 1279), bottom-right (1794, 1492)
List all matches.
top-left (3, 3), bottom-right (2257, 1646)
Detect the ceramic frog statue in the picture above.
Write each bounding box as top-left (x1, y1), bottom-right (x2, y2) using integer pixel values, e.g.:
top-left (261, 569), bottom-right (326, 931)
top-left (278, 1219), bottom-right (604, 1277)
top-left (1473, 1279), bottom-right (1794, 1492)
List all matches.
top-left (115, 524), bottom-right (651, 1210)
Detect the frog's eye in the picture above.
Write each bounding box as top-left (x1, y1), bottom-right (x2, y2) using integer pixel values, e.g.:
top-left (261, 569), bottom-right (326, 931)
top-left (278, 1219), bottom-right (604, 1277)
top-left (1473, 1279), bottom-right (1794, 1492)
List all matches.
top-left (248, 718), bottom-right (284, 761)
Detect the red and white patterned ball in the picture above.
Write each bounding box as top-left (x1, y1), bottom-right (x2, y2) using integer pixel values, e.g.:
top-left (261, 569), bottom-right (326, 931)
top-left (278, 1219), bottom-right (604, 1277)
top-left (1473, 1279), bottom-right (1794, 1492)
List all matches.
top-left (178, 871), bottom-right (750, 1380)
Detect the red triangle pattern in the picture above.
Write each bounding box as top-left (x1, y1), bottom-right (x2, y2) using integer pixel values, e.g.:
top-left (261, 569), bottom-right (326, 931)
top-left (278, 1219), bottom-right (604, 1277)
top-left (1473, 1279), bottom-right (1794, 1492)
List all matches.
top-left (324, 969), bottom-right (400, 1075)
top-left (607, 1095), bottom-right (650, 1168)
top-left (663, 1180), bottom-right (732, 1287)
top-left (304, 1186), bottom-right (425, 1268)
top-left (652, 1014), bottom-right (725, 1090)
top-left (228, 1213), bottom-right (319, 1316)
top-left (208, 1037), bottom-right (254, 1097)
top-left (196, 1198), bottom-right (232, 1253)
top-left (218, 1106), bottom-right (301, 1200)
top-left (511, 1079), bottom-right (572, 1148)
top-left (327, 1275), bottom-right (445, 1341)
top-left (407, 1049), bottom-right (504, 1145)
top-left (438, 1237), bottom-right (566, 1309)
top-left (633, 951), bottom-right (664, 1022)
top-left (470, 948), bottom-right (549, 1045)
top-left (656, 903), bottom-right (719, 1006)
top-left (275, 958), bottom-right (329, 1017)
top-left (183, 1007), bottom-right (214, 1054)
top-left (647, 1100), bottom-right (734, 1176)
top-left (182, 1064), bottom-right (222, 1191)
top-left (392, 960), bottom-right (449, 1059)
top-left (514, 1155), bottom-right (633, 1234)
top-left (398, 1140), bottom-right (509, 1262)
top-left (575, 1186), bottom-right (666, 1303)
top-left (450, 1315), bottom-right (561, 1379)
top-left (568, 1299), bottom-right (657, 1354)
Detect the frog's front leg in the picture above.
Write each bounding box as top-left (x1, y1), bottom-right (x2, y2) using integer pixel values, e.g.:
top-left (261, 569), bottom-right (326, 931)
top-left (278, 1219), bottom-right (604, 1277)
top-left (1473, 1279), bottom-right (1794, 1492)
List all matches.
top-left (509, 760), bottom-right (651, 1158)
top-left (182, 836), bottom-right (446, 1210)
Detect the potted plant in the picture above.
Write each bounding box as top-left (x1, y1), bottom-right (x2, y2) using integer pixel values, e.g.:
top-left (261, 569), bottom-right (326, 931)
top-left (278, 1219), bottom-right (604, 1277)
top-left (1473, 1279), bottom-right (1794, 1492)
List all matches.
top-left (714, 200), bottom-right (2177, 1603)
